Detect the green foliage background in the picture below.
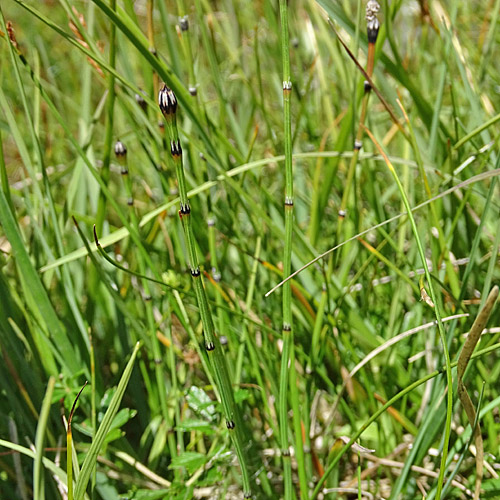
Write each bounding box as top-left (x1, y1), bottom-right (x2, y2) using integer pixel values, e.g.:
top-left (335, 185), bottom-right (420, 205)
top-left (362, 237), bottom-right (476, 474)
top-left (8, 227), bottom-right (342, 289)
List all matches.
top-left (1, 0), bottom-right (500, 498)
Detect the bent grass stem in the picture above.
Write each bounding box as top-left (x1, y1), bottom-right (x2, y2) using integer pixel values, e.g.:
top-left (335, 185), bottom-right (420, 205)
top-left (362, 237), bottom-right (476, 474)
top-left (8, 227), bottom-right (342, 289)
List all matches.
top-left (310, 341), bottom-right (500, 499)
top-left (364, 126), bottom-right (453, 499)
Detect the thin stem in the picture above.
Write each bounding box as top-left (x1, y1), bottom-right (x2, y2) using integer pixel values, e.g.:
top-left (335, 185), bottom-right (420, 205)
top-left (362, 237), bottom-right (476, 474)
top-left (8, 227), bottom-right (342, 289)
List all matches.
top-left (115, 141), bottom-right (177, 466)
top-left (364, 127), bottom-right (453, 500)
top-left (278, 0), bottom-right (297, 498)
top-left (336, 1), bottom-right (379, 247)
top-left (159, 86), bottom-right (252, 497)
top-left (95, 0), bottom-right (117, 236)
top-left (310, 342), bottom-right (500, 499)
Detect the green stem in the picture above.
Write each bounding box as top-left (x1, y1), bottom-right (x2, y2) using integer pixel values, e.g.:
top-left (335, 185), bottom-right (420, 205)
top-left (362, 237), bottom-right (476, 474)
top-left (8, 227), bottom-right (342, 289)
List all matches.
top-left (159, 86), bottom-right (252, 497)
top-left (117, 145), bottom-right (177, 465)
top-left (337, 0), bottom-right (378, 251)
top-left (278, 0), bottom-right (298, 498)
top-left (365, 129), bottom-right (453, 500)
top-left (95, 0), bottom-right (117, 236)
top-left (311, 341), bottom-right (500, 499)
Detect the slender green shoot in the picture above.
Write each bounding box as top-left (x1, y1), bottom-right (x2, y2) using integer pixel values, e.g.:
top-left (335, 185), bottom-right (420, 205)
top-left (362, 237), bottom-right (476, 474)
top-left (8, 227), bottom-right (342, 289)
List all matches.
top-left (277, 0), bottom-right (302, 497)
top-left (158, 85), bottom-right (252, 497)
top-left (364, 126), bottom-right (453, 499)
top-left (67, 381), bottom-right (88, 500)
top-left (336, 0), bottom-right (380, 244)
top-left (95, 0), bottom-right (117, 236)
top-left (34, 376), bottom-right (55, 500)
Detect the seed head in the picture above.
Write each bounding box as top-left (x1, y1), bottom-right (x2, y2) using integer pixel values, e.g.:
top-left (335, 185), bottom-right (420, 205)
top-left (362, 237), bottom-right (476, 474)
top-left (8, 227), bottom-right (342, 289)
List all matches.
top-left (158, 84), bottom-right (178, 117)
top-left (366, 0), bottom-right (380, 43)
top-left (6, 21), bottom-right (19, 50)
top-left (114, 140), bottom-right (127, 158)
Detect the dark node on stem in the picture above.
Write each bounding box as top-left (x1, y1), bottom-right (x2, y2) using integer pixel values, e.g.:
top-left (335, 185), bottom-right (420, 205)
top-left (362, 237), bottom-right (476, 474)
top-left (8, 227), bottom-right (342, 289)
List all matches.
top-left (367, 24), bottom-right (379, 43)
top-left (135, 92), bottom-right (146, 111)
top-left (284, 196), bottom-right (293, 206)
top-left (338, 209), bottom-right (347, 218)
top-left (93, 225), bottom-right (100, 247)
top-left (158, 84), bottom-right (178, 117)
top-left (281, 448), bottom-right (291, 457)
top-left (226, 420), bottom-right (235, 430)
top-left (199, 152), bottom-right (207, 162)
top-left (121, 168), bottom-right (129, 175)
top-left (291, 37), bottom-right (299, 48)
top-left (144, 295), bottom-right (152, 301)
top-left (114, 140), bottom-right (127, 158)
top-left (158, 120), bottom-right (165, 130)
top-left (244, 492), bottom-right (252, 499)
top-left (220, 335), bottom-right (228, 346)
top-left (179, 15), bottom-right (189, 31)
top-left (154, 358), bottom-right (162, 365)
top-left (191, 267), bottom-right (201, 277)
top-left (180, 203), bottom-right (191, 215)
top-left (149, 47), bottom-right (157, 57)
top-left (205, 341), bottom-right (215, 351)
top-left (189, 86), bottom-right (197, 96)
top-left (364, 80), bottom-right (371, 93)
top-left (171, 139), bottom-right (183, 158)
top-left (283, 323), bottom-right (291, 332)
top-left (283, 80), bottom-right (292, 91)
top-left (127, 197), bottom-right (134, 206)
top-left (354, 140), bottom-right (362, 151)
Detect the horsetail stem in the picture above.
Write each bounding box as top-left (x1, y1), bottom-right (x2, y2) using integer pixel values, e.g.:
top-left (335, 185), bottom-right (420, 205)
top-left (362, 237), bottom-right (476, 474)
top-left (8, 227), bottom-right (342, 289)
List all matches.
top-left (175, 3), bottom-right (197, 97)
top-left (113, 139), bottom-right (178, 467)
top-left (115, 140), bottom-right (133, 206)
top-left (278, 0), bottom-right (306, 498)
top-left (95, 0), bottom-right (117, 236)
top-left (158, 85), bottom-right (252, 498)
top-left (336, 0), bottom-right (380, 243)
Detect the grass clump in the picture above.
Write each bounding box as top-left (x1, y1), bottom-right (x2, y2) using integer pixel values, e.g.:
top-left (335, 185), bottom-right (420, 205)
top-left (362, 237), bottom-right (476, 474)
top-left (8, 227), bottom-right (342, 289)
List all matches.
top-left (1, 1), bottom-right (500, 499)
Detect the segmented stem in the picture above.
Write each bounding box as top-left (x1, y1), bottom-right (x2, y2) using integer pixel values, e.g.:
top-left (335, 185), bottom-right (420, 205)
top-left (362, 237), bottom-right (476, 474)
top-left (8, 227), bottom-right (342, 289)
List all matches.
top-left (95, 0), bottom-right (117, 236)
top-left (336, 0), bottom-right (379, 243)
top-left (278, 0), bottom-right (305, 497)
top-left (114, 140), bottom-right (177, 465)
top-left (159, 86), bottom-right (251, 497)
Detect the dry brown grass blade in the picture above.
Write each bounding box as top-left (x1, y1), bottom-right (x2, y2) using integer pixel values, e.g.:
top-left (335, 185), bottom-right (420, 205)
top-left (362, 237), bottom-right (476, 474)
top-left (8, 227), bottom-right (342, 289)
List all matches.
top-left (457, 285), bottom-right (499, 500)
top-left (327, 19), bottom-right (408, 140)
top-left (458, 286), bottom-right (499, 379)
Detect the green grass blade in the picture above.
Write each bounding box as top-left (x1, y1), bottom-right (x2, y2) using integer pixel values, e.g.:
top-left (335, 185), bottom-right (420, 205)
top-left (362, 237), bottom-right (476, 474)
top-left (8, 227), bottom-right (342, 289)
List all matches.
top-left (33, 376), bottom-right (55, 500)
top-left (74, 342), bottom-right (140, 500)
